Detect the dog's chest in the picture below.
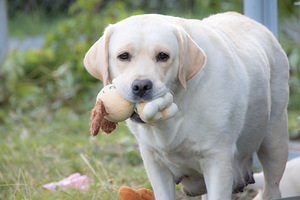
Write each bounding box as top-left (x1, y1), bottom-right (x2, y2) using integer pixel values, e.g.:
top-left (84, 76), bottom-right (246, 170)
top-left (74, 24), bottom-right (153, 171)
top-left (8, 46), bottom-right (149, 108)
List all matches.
top-left (128, 120), bottom-right (206, 178)
top-left (154, 143), bottom-right (204, 180)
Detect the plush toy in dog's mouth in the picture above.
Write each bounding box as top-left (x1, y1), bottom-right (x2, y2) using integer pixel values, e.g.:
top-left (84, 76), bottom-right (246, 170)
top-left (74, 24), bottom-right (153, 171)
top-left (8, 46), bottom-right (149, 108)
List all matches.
top-left (90, 85), bottom-right (178, 135)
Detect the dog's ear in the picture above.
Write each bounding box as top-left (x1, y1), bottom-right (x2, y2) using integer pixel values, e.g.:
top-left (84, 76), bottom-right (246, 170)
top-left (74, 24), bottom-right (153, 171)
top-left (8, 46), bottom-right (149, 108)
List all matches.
top-left (84, 26), bottom-right (113, 86)
top-left (174, 28), bottom-right (206, 89)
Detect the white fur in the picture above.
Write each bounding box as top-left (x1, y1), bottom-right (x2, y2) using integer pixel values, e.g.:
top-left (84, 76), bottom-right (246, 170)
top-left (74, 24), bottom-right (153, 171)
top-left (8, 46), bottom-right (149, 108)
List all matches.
top-left (84, 12), bottom-right (289, 200)
top-left (247, 157), bottom-right (300, 199)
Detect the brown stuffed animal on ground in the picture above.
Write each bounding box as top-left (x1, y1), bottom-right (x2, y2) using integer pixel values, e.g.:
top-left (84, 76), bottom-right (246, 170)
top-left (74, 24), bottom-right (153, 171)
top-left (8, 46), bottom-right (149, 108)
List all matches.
top-left (118, 186), bottom-right (154, 200)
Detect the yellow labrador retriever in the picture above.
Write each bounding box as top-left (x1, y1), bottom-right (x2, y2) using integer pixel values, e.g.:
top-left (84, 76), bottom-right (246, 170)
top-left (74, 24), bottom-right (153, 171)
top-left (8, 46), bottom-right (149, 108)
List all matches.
top-left (84, 12), bottom-right (289, 200)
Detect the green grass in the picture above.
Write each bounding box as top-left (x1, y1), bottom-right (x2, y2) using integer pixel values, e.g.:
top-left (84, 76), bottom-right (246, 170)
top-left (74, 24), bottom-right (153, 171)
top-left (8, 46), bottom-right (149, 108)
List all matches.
top-left (0, 108), bottom-right (149, 199)
top-left (3, 107), bottom-right (298, 199)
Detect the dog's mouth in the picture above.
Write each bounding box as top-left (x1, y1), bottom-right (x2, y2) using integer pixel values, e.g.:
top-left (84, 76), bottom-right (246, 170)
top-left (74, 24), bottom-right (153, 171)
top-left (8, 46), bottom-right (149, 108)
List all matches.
top-left (130, 112), bottom-right (145, 124)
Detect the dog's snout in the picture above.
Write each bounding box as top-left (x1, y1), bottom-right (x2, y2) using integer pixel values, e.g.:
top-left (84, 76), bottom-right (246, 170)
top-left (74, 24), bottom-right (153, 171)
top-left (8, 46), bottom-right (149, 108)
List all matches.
top-left (131, 79), bottom-right (153, 98)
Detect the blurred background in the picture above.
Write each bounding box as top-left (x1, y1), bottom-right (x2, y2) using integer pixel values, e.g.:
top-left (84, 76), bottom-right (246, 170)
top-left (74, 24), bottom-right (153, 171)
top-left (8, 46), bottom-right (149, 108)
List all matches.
top-left (0, 0), bottom-right (299, 199)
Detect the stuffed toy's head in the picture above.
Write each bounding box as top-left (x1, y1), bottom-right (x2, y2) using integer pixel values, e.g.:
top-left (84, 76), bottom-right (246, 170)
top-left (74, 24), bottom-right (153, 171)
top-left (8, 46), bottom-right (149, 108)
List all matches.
top-left (90, 84), bottom-right (134, 136)
top-left (90, 84), bottom-right (178, 136)
top-left (96, 85), bottom-right (134, 122)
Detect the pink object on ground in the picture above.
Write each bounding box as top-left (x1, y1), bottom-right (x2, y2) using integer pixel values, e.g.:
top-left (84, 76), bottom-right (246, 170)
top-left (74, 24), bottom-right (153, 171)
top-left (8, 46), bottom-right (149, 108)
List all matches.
top-left (43, 173), bottom-right (89, 192)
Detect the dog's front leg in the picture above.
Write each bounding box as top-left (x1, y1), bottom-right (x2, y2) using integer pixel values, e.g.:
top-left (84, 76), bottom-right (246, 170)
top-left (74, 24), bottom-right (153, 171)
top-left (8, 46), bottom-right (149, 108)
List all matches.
top-left (200, 152), bottom-right (233, 200)
top-left (140, 146), bottom-right (175, 200)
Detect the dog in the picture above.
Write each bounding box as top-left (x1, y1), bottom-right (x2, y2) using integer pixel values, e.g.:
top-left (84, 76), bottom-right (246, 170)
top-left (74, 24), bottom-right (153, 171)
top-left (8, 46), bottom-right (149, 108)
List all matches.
top-left (84, 12), bottom-right (289, 200)
top-left (247, 157), bottom-right (300, 199)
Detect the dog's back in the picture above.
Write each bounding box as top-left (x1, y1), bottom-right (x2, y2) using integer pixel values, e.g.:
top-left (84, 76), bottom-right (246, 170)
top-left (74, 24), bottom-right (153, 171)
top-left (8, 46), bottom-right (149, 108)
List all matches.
top-left (206, 12), bottom-right (290, 198)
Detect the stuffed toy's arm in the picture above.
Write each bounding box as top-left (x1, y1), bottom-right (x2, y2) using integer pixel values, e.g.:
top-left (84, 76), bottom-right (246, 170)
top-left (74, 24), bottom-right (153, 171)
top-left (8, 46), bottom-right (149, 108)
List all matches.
top-left (137, 92), bottom-right (178, 124)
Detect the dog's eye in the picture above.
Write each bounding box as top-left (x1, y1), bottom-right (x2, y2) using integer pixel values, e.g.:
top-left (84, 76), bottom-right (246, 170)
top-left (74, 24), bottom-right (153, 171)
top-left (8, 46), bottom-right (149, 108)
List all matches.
top-left (157, 52), bottom-right (169, 62)
top-left (118, 52), bottom-right (130, 61)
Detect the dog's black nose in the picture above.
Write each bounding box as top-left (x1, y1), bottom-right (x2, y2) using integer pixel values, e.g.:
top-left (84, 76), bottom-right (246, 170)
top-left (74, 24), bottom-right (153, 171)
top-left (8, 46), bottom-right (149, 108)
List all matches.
top-left (131, 79), bottom-right (153, 98)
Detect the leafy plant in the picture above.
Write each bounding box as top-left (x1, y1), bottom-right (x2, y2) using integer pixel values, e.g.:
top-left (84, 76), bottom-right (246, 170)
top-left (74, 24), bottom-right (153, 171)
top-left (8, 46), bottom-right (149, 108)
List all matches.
top-left (1, 0), bottom-right (143, 121)
top-left (279, 16), bottom-right (300, 110)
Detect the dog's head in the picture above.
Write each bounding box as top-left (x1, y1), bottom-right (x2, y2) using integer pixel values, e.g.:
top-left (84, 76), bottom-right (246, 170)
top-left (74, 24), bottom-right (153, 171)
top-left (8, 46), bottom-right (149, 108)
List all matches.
top-left (84, 14), bottom-right (206, 102)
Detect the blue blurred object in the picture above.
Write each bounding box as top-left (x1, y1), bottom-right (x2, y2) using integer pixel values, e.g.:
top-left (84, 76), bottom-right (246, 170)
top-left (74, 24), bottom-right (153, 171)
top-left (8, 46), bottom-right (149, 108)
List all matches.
top-left (253, 151), bottom-right (300, 171)
top-left (243, 0), bottom-right (278, 38)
